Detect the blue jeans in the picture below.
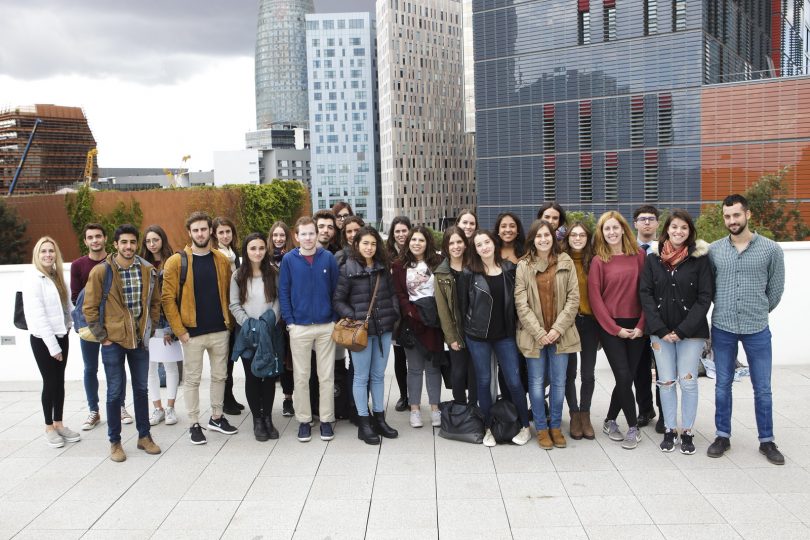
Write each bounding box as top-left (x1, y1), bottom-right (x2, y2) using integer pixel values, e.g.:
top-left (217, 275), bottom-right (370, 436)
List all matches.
top-left (101, 343), bottom-right (150, 443)
top-left (526, 344), bottom-right (568, 430)
top-left (466, 336), bottom-right (530, 427)
top-left (81, 338), bottom-right (126, 412)
top-left (651, 337), bottom-right (705, 431)
top-left (351, 333), bottom-right (392, 416)
top-left (712, 325), bottom-right (774, 442)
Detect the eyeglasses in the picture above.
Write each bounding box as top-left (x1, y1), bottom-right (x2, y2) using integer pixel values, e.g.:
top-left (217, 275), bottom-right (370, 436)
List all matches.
top-left (636, 217), bottom-right (658, 224)
top-left (569, 233), bottom-right (587, 239)
top-left (145, 238), bottom-right (161, 244)
top-left (336, 213), bottom-right (351, 220)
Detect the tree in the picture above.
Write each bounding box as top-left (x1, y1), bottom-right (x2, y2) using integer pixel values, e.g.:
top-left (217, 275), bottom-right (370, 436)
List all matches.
top-left (0, 199), bottom-right (28, 264)
top-left (65, 185), bottom-right (143, 255)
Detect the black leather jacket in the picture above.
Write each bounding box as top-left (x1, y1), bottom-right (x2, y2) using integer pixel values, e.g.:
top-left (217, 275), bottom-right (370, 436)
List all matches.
top-left (458, 261), bottom-right (517, 340)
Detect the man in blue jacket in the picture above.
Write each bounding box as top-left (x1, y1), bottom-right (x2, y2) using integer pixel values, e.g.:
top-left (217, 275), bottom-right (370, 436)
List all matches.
top-left (279, 216), bottom-right (339, 442)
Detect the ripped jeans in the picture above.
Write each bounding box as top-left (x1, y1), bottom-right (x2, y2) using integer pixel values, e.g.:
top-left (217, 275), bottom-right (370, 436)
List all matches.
top-left (650, 336), bottom-right (706, 431)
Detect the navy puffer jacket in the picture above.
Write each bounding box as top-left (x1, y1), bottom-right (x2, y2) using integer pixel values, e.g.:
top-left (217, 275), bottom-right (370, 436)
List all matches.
top-left (333, 257), bottom-right (400, 336)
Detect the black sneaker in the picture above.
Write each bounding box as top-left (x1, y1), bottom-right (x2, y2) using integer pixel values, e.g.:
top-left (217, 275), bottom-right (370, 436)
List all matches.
top-left (637, 408), bottom-right (656, 428)
top-left (660, 429), bottom-right (678, 452)
top-left (297, 422), bottom-right (312, 442)
top-left (222, 403), bottom-right (241, 416)
top-left (282, 399), bottom-right (295, 417)
top-left (680, 432), bottom-right (696, 455)
top-left (394, 396), bottom-right (408, 412)
top-left (759, 442), bottom-right (785, 465)
top-left (189, 423), bottom-right (207, 445)
top-left (655, 415), bottom-right (665, 434)
top-left (706, 436), bottom-right (730, 458)
top-left (320, 421), bottom-right (335, 441)
top-left (208, 416), bottom-right (238, 435)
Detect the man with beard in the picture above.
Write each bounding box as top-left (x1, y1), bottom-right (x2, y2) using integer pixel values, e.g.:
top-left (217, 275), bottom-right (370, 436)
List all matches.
top-left (314, 209), bottom-right (339, 254)
top-left (83, 224), bottom-right (161, 462)
top-left (707, 194), bottom-right (785, 465)
top-left (162, 212), bottom-right (237, 445)
top-left (71, 223), bottom-right (132, 430)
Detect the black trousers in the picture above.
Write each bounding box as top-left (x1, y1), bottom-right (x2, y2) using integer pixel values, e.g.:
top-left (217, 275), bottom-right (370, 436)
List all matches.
top-left (633, 336), bottom-right (662, 414)
top-left (449, 347), bottom-right (477, 404)
top-left (600, 318), bottom-right (647, 427)
top-left (31, 335), bottom-right (69, 425)
top-left (240, 356), bottom-right (277, 418)
top-left (225, 331), bottom-right (238, 404)
top-left (565, 314), bottom-right (600, 412)
top-left (280, 369), bottom-right (294, 396)
top-left (393, 344), bottom-right (408, 399)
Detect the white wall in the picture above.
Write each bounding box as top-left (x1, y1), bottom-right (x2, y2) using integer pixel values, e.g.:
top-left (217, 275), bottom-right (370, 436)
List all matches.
top-left (2, 242), bottom-right (809, 381)
top-left (213, 149), bottom-right (261, 185)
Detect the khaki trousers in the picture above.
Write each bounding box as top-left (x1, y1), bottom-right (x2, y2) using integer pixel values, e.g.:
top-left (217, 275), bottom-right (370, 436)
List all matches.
top-left (182, 330), bottom-right (229, 425)
top-left (289, 323), bottom-right (336, 423)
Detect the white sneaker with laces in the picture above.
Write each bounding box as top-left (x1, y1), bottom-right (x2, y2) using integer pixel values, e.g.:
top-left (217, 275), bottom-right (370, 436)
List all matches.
top-left (82, 411), bottom-right (101, 431)
top-left (409, 410), bottom-right (423, 428)
top-left (164, 407), bottom-right (178, 425)
top-left (121, 407), bottom-right (134, 425)
top-left (149, 408), bottom-right (165, 426)
top-left (483, 429), bottom-right (496, 447)
top-left (512, 426), bottom-right (531, 446)
top-left (431, 409), bottom-right (441, 427)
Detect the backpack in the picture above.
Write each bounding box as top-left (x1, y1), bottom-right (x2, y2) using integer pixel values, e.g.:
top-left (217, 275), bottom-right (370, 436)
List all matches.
top-left (489, 398), bottom-right (521, 443)
top-left (72, 262), bottom-right (113, 342)
top-left (177, 250), bottom-right (188, 304)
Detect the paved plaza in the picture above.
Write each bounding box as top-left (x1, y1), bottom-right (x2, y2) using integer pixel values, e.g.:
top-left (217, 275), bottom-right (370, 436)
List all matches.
top-left (1, 365), bottom-right (809, 539)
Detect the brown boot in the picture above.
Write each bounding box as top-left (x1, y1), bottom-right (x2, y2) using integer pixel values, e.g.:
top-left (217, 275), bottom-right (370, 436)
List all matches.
top-left (580, 412), bottom-right (595, 440)
top-left (537, 429), bottom-right (553, 450)
top-left (110, 442), bottom-right (126, 462)
top-left (569, 411), bottom-right (583, 440)
top-left (137, 435), bottom-right (161, 455)
top-left (550, 428), bottom-right (567, 448)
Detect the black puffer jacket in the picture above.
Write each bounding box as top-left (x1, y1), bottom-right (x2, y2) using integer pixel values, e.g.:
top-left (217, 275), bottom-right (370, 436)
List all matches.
top-left (458, 261), bottom-right (517, 340)
top-left (333, 257), bottom-right (400, 336)
top-left (639, 240), bottom-right (714, 339)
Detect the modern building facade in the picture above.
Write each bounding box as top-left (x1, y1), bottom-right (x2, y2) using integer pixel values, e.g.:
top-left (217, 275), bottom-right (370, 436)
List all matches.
top-left (0, 105), bottom-right (96, 194)
top-left (473, 0), bottom-right (808, 227)
top-left (255, 0), bottom-right (314, 129)
top-left (377, 0), bottom-right (477, 230)
top-left (306, 12), bottom-right (382, 223)
top-left (245, 128), bottom-right (312, 186)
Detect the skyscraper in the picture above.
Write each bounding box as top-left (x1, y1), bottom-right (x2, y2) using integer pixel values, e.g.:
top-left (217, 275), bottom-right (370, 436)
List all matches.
top-left (377, 0), bottom-right (476, 230)
top-left (255, 0), bottom-right (314, 129)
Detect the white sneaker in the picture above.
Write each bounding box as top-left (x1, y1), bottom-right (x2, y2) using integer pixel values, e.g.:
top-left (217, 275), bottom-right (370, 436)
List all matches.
top-left (431, 409), bottom-right (441, 427)
top-left (121, 407), bottom-right (134, 425)
top-left (483, 429), bottom-right (496, 447)
top-left (164, 407), bottom-right (178, 425)
top-left (409, 410), bottom-right (423, 428)
top-left (149, 408), bottom-right (165, 426)
top-left (512, 426), bottom-right (531, 446)
top-left (81, 411), bottom-right (101, 431)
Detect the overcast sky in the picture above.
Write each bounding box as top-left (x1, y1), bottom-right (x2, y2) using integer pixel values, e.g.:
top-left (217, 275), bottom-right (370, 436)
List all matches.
top-left (0, 0), bottom-right (376, 171)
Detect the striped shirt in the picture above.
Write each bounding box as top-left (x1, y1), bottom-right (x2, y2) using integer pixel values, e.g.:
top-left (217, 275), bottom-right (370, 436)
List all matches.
top-left (112, 256), bottom-right (143, 324)
top-left (709, 233), bottom-right (784, 334)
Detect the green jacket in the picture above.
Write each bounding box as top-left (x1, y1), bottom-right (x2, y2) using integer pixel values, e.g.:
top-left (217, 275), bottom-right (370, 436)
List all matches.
top-left (434, 258), bottom-right (464, 348)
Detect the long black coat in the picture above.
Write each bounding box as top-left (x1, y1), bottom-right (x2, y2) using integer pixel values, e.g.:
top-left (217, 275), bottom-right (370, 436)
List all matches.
top-left (333, 257), bottom-right (400, 336)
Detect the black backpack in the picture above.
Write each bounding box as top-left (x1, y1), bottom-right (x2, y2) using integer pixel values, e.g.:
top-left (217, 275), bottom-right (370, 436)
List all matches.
top-left (490, 398), bottom-right (521, 443)
top-left (438, 401), bottom-right (485, 444)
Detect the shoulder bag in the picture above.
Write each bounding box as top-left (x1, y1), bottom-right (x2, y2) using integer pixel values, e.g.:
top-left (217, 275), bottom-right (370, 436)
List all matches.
top-left (332, 274), bottom-right (380, 352)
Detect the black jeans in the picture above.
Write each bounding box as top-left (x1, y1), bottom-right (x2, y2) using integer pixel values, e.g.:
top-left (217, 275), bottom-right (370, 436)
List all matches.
top-left (565, 314), bottom-right (599, 412)
top-left (449, 347), bottom-right (477, 404)
top-left (600, 318), bottom-right (646, 427)
top-left (240, 356), bottom-right (277, 418)
top-left (31, 335), bottom-right (68, 425)
top-left (280, 369), bottom-right (293, 396)
top-left (393, 344), bottom-right (408, 399)
top-left (634, 335), bottom-right (654, 412)
top-left (225, 331), bottom-right (237, 405)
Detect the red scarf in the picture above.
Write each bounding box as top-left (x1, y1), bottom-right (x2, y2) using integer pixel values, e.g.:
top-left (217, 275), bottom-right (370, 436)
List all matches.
top-left (660, 240), bottom-right (688, 270)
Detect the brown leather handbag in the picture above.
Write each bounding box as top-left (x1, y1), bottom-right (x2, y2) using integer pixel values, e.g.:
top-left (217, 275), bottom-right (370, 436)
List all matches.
top-left (332, 274), bottom-right (380, 352)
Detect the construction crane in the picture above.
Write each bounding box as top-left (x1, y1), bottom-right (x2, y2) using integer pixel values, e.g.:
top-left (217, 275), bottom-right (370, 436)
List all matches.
top-left (7, 118), bottom-right (42, 196)
top-left (164, 155), bottom-right (191, 188)
top-left (83, 148), bottom-right (98, 186)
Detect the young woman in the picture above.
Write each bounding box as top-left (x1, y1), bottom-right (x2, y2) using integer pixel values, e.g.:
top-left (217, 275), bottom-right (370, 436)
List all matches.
top-left (639, 210), bottom-right (713, 455)
top-left (456, 209), bottom-right (477, 240)
top-left (334, 227), bottom-right (400, 444)
top-left (588, 211), bottom-right (647, 450)
top-left (459, 230), bottom-right (531, 446)
top-left (386, 215), bottom-right (412, 412)
top-left (332, 201), bottom-right (354, 231)
top-left (515, 221), bottom-right (581, 450)
top-left (494, 212), bottom-right (526, 264)
top-left (335, 216), bottom-right (365, 267)
top-left (435, 226), bottom-right (476, 405)
top-left (229, 232), bottom-right (282, 441)
top-left (537, 202), bottom-right (568, 240)
top-left (23, 237), bottom-right (81, 448)
top-left (269, 220), bottom-right (296, 418)
top-left (139, 225), bottom-right (180, 427)
top-left (392, 225), bottom-right (445, 428)
top-left (562, 222), bottom-right (599, 440)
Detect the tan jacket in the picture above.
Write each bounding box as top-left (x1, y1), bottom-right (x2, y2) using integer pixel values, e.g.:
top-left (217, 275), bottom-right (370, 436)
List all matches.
top-left (514, 252), bottom-right (581, 356)
top-left (434, 258), bottom-right (464, 348)
top-left (84, 254), bottom-right (160, 349)
top-left (161, 246), bottom-right (234, 337)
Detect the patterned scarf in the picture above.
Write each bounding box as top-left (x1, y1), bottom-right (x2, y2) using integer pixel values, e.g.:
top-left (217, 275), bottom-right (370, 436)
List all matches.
top-left (660, 240), bottom-right (688, 270)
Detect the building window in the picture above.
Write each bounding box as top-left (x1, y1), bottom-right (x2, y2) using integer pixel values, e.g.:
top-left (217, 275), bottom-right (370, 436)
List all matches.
top-left (577, 1), bottom-right (590, 45)
top-left (644, 0), bottom-right (657, 35)
top-left (630, 95), bottom-right (644, 148)
top-left (579, 100), bottom-right (592, 151)
top-left (603, 3), bottom-right (616, 42)
top-left (349, 19), bottom-right (364, 29)
top-left (350, 37), bottom-right (361, 46)
top-left (543, 155), bottom-right (556, 201)
top-left (658, 93), bottom-right (673, 145)
top-left (543, 104), bottom-right (555, 153)
top-left (605, 152), bottom-right (619, 202)
top-left (306, 21), bottom-right (319, 31)
top-left (353, 48), bottom-right (366, 56)
top-left (672, 0), bottom-right (686, 32)
top-left (644, 149), bottom-right (658, 201)
top-left (322, 19), bottom-right (334, 29)
top-left (580, 153), bottom-right (593, 202)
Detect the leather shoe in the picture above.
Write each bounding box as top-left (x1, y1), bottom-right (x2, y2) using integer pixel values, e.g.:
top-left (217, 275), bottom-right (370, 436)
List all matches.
top-left (637, 408), bottom-right (656, 427)
top-left (223, 403), bottom-right (241, 416)
top-left (707, 436), bottom-right (731, 458)
top-left (759, 442), bottom-right (785, 465)
top-left (394, 396), bottom-right (408, 412)
top-left (655, 415), bottom-right (665, 434)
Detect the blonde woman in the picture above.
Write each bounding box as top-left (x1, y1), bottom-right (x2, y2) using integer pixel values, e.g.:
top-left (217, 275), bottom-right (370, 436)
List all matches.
top-left (23, 237), bottom-right (81, 448)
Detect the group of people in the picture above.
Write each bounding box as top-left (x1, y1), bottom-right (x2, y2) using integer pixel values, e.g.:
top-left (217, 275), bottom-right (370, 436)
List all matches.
top-left (22, 193), bottom-right (786, 466)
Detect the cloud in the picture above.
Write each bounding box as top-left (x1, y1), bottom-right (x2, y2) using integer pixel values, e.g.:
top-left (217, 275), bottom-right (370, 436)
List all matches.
top-left (0, 0), bottom-right (257, 84)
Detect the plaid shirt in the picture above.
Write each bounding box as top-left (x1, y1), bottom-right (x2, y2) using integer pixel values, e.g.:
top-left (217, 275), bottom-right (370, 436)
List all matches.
top-left (709, 233), bottom-right (785, 334)
top-left (112, 256), bottom-right (143, 325)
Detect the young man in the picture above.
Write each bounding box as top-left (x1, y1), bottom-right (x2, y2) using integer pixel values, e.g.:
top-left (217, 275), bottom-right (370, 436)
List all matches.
top-left (83, 224), bottom-right (161, 462)
top-left (162, 211), bottom-right (237, 445)
top-left (279, 216), bottom-right (339, 442)
top-left (314, 209), bottom-right (339, 254)
top-left (632, 205), bottom-right (664, 433)
top-left (707, 194), bottom-right (785, 465)
top-left (70, 223), bottom-right (131, 430)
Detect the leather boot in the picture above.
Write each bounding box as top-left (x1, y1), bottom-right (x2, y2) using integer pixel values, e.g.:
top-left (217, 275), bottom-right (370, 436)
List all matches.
top-left (357, 416), bottom-right (380, 445)
top-left (137, 435), bottom-right (161, 455)
top-left (569, 411), bottom-right (584, 440)
top-left (253, 417), bottom-right (269, 442)
top-left (550, 428), bottom-right (567, 448)
top-left (580, 411), bottom-right (595, 440)
top-left (372, 411), bottom-right (399, 439)
top-left (263, 415), bottom-right (279, 440)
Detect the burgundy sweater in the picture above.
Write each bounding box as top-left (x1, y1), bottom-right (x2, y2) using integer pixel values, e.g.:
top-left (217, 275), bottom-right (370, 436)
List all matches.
top-left (587, 252), bottom-right (647, 335)
top-left (70, 255), bottom-right (106, 303)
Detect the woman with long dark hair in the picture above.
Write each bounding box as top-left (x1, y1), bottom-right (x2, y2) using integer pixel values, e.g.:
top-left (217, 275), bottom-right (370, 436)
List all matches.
top-left (537, 202), bottom-right (568, 241)
top-left (456, 209), bottom-right (477, 240)
top-left (268, 220), bottom-right (296, 418)
top-left (494, 212), bottom-right (526, 263)
top-left (335, 216), bottom-right (365, 267)
top-left (386, 215), bottom-right (412, 411)
top-left (229, 232), bottom-right (281, 441)
top-left (332, 201), bottom-right (354, 231)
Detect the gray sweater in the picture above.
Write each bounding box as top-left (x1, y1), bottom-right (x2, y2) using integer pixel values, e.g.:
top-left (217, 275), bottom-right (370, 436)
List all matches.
top-left (229, 274), bottom-right (280, 327)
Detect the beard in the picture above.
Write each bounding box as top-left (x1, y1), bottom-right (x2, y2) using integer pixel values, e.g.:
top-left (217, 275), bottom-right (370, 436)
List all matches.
top-left (192, 236), bottom-right (210, 248)
top-left (727, 219), bottom-right (747, 236)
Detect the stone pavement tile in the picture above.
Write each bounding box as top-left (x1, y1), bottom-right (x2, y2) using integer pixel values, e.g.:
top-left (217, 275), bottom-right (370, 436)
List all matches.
top-left (434, 446), bottom-right (495, 474)
top-left (547, 442), bottom-right (616, 472)
top-left (726, 444), bottom-right (802, 469)
top-left (558, 470), bottom-right (632, 497)
top-left (221, 528), bottom-right (294, 540)
top-left (152, 529), bottom-right (224, 540)
top-left (747, 465), bottom-right (810, 493)
top-left (601, 440), bottom-right (679, 471)
top-left (375, 432), bottom-right (436, 455)
top-left (584, 525), bottom-right (665, 539)
top-left (670, 447), bottom-right (742, 471)
top-left (0, 473), bottom-right (79, 503)
top-left (640, 493), bottom-right (725, 524)
top-left (308, 473), bottom-right (374, 499)
top-left (733, 522), bottom-right (810, 540)
top-left (13, 529), bottom-right (84, 539)
top-left (436, 472), bottom-right (501, 499)
top-left (0, 499), bottom-right (50, 532)
top-left (228, 500), bottom-right (303, 531)
top-left (367, 498), bottom-right (437, 530)
top-left (60, 457), bottom-right (149, 502)
top-left (502, 496), bottom-right (580, 528)
top-left (705, 493), bottom-right (801, 524)
top-left (682, 468), bottom-right (763, 494)
top-left (83, 529), bottom-right (156, 540)
top-left (365, 528), bottom-right (438, 540)
top-left (91, 497), bottom-right (174, 530)
top-left (260, 449), bottom-right (325, 477)
top-left (570, 495), bottom-right (652, 525)
top-left (182, 465), bottom-right (263, 501)
top-left (772, 493), bottom-right (810, 524)
top-left (497, 471), bottom-right (566, 498)
top-left (438, 498), bottom-right (509, 531)
top-left (439, 530), bottom-right (513, 540)
top-left (159, 500), bottom-right (239, 532)
top-left (27, 498), bottom-right (109, 530)
top-left (0, 457), bottom-right (52, 491)
top-left (0, 439), bottom-right (29, 459)
top-left (9, 436), bottom-right (71, 459)
top-left (322, 428), bottom-right (383, 455)
top-left (372, 473), bottom-right (436, 499)
top-left (659, 524), bottom-right (742, 540)
top-left (512, 526), bottom-right (588, 539)
top-left (490, 442), bottom-right (556, 473)
top-left (244, 474), bottom-right (313, 503)
top-left (376, 451), bottom-right (436, 476)
top-left (296, 498), bottom-right (370, 533)
top-left (620, 468), bottom-right (698, 496)
top-left (316, 451), bottom-right (379, 477)
top-left (291, 531), bottom-right (365, 540)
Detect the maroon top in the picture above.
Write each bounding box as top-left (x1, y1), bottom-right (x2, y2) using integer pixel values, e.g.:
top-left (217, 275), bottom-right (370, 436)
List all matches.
top-left (587, 251), bottom-right (647, 335)
top-left (391, 259), bottom-right (444, 352)
top-left (70, 255), bottom-right (106, 303)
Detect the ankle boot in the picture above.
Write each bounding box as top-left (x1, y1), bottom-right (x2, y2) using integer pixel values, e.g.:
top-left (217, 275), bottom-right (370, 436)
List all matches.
top-left (569, 411), bottom-right (584, 440)
top-left (580, 411), bottom-right (595, 440)
top-left (357, 416), bottom-right (380, 445)
top-left (263, 415), bottom-right (279, 439)
top-left (372, 411), bottom-right (399, 439)
top-left (253, 417), bottom-right (269, 442)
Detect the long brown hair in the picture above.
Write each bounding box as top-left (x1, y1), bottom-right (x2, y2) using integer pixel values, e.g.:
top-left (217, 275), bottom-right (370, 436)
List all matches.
top-left (658, 209), bottom-right (697, 248)
top-left (139, 224), bottom-right (173, 266)
top-left (213, 216), bottom-right (238, 249)
top-left (268, 221), bottom-right (295, 253)
top-left (441, 226), bottom-right (468, 261)
top-left (593, 211), bottom-right (639, 262)
top-left (467, 229), bottom-right (503, 274)
top-left (234, 232), bottom-right (277, 306)
top-left (399, 225), bottom-right (442, 269)
top-left (351, 227), bottom-right (389, 269)
top-left (523, 219), bottom-right (561, 262)
top-left (32, 236), bottom-right (68, 307)
top-left (386, 215), bottom-right (411, 255)
top-left (562, 221), bottom-right (595, 274)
